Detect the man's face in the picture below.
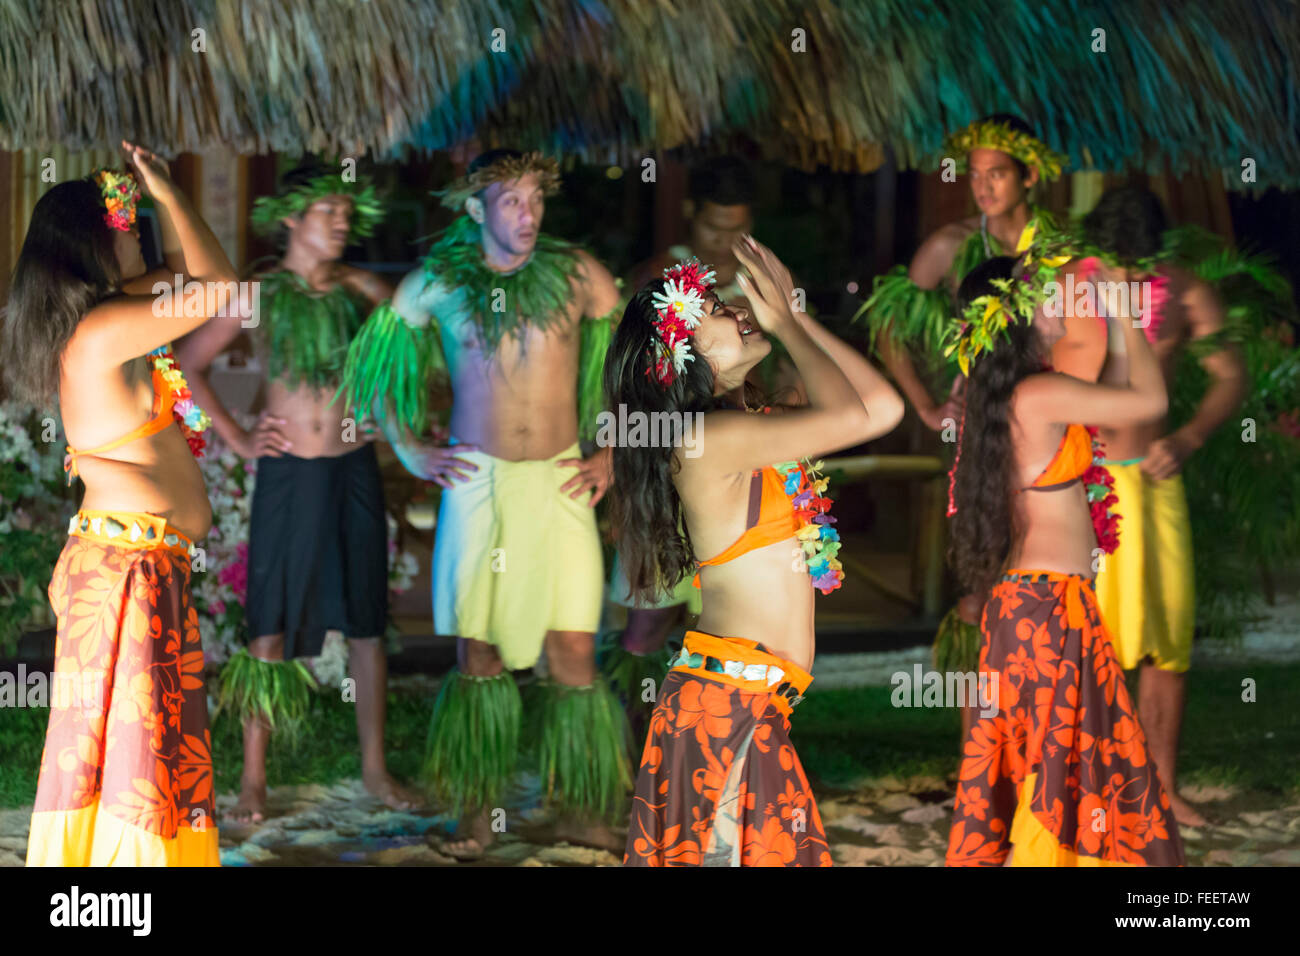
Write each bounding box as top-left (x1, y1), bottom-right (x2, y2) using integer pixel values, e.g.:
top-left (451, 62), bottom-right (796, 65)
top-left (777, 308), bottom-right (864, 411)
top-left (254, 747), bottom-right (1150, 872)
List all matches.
top-left (479, 173), bottom-right (544, 258)
top-left (689, 202), bottom-right (752, 280)
top-left (286, 195), bottom-right (354, 261)
top-left (968, 148), bottom-right (1036, 218)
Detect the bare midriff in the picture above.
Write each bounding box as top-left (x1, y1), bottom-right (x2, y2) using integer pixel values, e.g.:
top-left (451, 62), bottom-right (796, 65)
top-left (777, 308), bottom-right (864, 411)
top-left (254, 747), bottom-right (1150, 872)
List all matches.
top-left (1006, 482), bottom-right (1099, 578)
top-left (443, 310), bottom-right (582, 461)
top-left (264, 379), bottom-right (361, 459)
top-left (64, 357), bottom-right (211, 542)
top-left (682, 470), bottom-right (816, 673)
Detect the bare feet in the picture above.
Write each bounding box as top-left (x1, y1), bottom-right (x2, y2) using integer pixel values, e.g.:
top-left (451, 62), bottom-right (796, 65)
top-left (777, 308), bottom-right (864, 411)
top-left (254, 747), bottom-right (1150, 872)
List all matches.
top-left (554, 817), bottom-right (625, 854)
top-left (1169, 792), bottom-right (1209, 828)
top-left (435, 811), bottom-right (495, 861)
top-left (227, 778), bottom-right (267, 825)
top-left (362, 770), bottom-right (422, 811)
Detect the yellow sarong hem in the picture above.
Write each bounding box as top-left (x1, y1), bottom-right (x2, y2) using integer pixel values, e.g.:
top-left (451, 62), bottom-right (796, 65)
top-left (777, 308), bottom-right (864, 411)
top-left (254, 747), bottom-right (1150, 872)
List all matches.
top-left (1094, 463), bottom-right (1194, 673)
top-left (1009, 773), bottom-right (1132, 867)
top-left (26, 801), bottom-right (220, 867)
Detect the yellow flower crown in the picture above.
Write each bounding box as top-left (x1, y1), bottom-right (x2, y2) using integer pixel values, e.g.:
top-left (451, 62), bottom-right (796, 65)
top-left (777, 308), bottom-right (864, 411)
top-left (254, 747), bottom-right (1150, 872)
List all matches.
top-left (943, 224), bottom-right (1075, 374)
top-left (942, 120), bottom-right (1069, 182)
top-left (437, 151), bottom-right (561, 210)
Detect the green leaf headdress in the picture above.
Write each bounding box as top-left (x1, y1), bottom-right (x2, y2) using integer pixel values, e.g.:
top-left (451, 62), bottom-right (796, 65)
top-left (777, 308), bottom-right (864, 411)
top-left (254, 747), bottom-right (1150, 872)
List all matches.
top-left (250, 173), bottom-right (385, 243)
top-left (436, 151), bottom-right (561, 210)
top-left (943, 223), bottom-right (1076, 374)
top-left (942, 120), bottom-right (1069, 182)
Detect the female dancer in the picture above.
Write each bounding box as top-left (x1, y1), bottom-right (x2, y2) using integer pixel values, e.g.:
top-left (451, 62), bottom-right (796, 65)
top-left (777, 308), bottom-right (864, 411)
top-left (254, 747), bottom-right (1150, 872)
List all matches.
top-left (3, 143), bottom-right (238, 865)
top-left (943, 252), bottom-right (1185, 866)
top-left (610, 237), bottom-right (904, 866)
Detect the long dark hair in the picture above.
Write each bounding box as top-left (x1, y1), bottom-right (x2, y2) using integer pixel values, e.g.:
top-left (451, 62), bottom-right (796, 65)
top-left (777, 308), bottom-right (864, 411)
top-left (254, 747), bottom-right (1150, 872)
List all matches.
top-left (604, 279), bottom-right (745, 601)
top-left (2, 178), bottom-right (122, 404)
top-left (948, 256), bottom-right (1049, 597)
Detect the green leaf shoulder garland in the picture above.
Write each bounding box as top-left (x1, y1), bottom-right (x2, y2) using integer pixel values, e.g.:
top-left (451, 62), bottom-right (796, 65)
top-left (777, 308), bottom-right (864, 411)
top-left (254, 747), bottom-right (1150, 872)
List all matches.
top-left (341, 215), bottom-right (619, 439)
top-left (258, 270), bottom-right (370, 390)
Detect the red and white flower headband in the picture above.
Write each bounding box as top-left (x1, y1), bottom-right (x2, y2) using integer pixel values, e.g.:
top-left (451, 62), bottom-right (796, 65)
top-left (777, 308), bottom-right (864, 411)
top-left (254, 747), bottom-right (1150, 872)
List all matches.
top-left (647, 257), bottom-right (716, 386)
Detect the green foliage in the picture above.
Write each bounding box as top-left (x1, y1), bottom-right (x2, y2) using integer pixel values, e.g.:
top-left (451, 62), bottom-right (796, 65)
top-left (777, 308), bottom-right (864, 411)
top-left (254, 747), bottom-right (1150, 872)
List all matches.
top-left (1166, 237), bottom-right (1300, 638)
top-left (0, 405), bottom-right (75, 654)
top-left (214, 650), bottom-right (318, 742)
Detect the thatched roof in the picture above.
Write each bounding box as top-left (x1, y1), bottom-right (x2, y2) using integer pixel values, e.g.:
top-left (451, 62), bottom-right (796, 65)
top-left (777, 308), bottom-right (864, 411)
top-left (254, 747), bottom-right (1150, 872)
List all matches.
top-left (1, 0), bottom-right (1296, 186)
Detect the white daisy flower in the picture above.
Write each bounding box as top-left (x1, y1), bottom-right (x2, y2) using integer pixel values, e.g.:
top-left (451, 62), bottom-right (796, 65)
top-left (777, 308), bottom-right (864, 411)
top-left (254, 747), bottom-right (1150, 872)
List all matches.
top-left (652, 279), bottom-right (706, 329)
top-left (671, 338), bottom-right (695, 374)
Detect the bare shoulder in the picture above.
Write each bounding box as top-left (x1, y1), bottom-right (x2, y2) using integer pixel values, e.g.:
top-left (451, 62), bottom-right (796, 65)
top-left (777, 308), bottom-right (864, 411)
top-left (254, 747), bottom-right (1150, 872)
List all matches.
top-left (573, 248), bottom-right (620, 317)
top-left (336, 264), bottom-right (394, 307)
top-left (909, 221), bottom-right (974, 287)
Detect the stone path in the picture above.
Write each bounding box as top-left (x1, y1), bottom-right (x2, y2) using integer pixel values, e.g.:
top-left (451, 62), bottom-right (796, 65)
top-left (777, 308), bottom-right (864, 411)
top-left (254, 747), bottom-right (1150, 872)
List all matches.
top-left (3, 773), bottom-right (1295, 867)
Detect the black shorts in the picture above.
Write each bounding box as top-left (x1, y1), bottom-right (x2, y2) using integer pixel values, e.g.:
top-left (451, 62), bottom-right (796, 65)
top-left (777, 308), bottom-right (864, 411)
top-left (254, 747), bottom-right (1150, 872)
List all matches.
top-left (246, 443), bottom-right (388, 657)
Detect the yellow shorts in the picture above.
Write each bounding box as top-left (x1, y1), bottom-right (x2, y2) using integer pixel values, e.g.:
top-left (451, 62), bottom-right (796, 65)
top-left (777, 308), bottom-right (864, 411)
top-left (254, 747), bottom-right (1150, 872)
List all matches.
top-left (1094, 461), bottom-right (1194, 672)
top-left (607, 550), bottom-right (703, 615)
top-left (432, 441), bottom-right (603, 669)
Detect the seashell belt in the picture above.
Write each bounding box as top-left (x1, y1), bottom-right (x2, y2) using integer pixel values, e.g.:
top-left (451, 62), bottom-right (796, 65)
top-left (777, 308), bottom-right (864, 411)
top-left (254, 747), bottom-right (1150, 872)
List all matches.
top-left (67, 509), bottom-right (199, 557)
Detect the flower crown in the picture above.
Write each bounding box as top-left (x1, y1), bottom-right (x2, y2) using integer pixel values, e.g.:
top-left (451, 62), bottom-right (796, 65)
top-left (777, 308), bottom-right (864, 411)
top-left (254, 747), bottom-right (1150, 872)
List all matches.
top-left (92, 168), bottom-right (141, 232)
top-left (250, 173), bottom-right (385, 242)
top-left (941, 120), bottom-right (1069, 182)
top-left (646, 257), bottom-right (717, 386)
top-left (943, 224), bottom-right (1075, 374)
top-left (438, 151), bottom-right (561, 210)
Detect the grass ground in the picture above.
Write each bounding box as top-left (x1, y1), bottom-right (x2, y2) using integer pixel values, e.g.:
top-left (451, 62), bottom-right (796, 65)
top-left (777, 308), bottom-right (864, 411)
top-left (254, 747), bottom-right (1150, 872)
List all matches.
top-left (2, 661), bottom-right (1297, 809)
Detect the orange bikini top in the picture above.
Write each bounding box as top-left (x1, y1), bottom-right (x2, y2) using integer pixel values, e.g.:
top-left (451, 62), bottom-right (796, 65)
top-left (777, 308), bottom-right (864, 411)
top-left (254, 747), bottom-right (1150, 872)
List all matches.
top-left (1020, 423), bottom-right (1093, 492)
top-left (692, 466), bottom-right (801, 586)
top-left (64, 362), bottom-right (174, 483)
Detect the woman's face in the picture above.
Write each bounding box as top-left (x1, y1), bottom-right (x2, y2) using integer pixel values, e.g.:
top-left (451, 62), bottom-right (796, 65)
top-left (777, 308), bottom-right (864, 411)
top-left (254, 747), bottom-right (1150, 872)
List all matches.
top-left (112, 226), bottom-right (147, 281)
top-left (689, 291), bottom-right (770, 392)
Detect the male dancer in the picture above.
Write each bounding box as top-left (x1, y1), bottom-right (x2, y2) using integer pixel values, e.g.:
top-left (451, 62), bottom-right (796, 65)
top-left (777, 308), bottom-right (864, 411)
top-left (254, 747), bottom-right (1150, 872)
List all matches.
top-left (1086, 185), bottom-right (1247, 828)
top-left (341, 150), bottom-right (627, 858)
top-left (855, 115), bottom-right (1081, 736)
top-left (176, 165), bottom-right (417, 822)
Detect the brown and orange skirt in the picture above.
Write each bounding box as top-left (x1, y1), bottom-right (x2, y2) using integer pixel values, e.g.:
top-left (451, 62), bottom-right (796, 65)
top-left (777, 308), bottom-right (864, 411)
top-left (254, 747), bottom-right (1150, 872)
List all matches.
top-left (624, 631), bottom-right (832, 867)
top-left (26, 511), bottom-right (219, 866)
top-left (946, 570), bottom-right (1184, 866)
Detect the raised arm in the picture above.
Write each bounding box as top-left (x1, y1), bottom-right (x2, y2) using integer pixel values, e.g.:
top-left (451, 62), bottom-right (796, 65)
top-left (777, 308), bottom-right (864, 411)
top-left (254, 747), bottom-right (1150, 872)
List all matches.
top-left (1016, 270), bottom-right (1168, 428)
top-left (699, 237), bottom-right (902, 474)
top-left (67, 143), bottom-right (239, 368)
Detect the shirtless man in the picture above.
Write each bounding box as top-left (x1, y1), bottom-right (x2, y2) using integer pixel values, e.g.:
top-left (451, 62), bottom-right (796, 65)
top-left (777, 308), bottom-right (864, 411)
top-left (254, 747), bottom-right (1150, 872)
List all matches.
top-left (176, 166), bottom-right (417, 822)
top-left (342, 150), bottom-right (626, 858)
top-left (1086, 185), bottom-right (1248, 828)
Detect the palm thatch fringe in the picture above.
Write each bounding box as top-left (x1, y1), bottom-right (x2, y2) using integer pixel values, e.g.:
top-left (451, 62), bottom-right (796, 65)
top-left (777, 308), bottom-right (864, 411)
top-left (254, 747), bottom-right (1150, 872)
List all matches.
top-left (0, 1), bottom-right (1295, 185)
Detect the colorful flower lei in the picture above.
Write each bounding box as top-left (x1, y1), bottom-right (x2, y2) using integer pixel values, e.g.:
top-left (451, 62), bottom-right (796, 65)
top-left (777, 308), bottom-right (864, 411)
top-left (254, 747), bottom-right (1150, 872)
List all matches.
top-left (941, 120), bottom-right (1069, 182)
top-left (250, 173), bottom-right (385, 242)
top-left (92, 168), bottom-right (141, 232)
top-left (1082, 426), bottom-right (1121, 554)
top-left (647, 257), bottom-right (716, 386)
top-left (149, 345), bottom-right (211, 458)
top-left (775, 458), bottom-right (844, 594)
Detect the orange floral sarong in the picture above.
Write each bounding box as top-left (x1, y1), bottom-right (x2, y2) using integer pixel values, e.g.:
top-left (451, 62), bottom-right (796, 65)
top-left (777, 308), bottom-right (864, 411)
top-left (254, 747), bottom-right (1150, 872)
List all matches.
top-left (26, 511), bottom-right (219, 866)
top-left (946, 570), bottom-right (1183, 866)
top-left (624, 631), bottom-right (831, 867)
